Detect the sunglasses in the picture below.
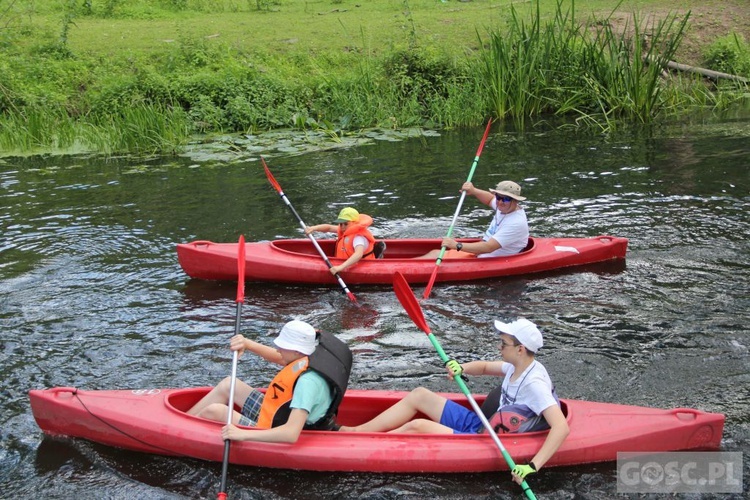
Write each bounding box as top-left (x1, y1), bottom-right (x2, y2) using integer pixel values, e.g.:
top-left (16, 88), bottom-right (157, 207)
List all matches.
top-left (495, 194), bottom-right (514, 203)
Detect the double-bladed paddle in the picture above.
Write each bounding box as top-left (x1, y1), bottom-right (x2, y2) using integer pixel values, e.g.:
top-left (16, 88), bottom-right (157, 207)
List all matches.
top-left (423, 119), bottom-right (493, 299)
top-left (217, 235), bottom-right (246, 500)
top-left (262, 156), bottom-right (358, 304)
top-left (393, 271), bottom-right (537, 500)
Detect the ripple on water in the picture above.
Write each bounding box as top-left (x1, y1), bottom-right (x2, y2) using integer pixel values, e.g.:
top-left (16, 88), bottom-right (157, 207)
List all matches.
top-left (2, 124), bottom-right (749, 498)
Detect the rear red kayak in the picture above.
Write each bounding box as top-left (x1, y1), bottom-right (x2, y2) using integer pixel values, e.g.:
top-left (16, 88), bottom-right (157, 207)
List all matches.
top-left (176, 236), bottom-right (628, 284)
top-left (29, 387), bottom-right (722, 473)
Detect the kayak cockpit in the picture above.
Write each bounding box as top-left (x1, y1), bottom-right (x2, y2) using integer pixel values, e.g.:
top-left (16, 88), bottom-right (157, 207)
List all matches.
top-left (269, 238), bottom-right (537, 260)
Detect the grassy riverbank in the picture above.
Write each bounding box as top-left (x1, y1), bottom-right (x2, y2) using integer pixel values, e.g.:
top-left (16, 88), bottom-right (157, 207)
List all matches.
top-left (1, 0), bottom-right (748, 155)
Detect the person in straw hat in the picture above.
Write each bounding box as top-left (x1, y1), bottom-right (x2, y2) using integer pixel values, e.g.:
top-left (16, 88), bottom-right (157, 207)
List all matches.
top-left (418, 180), bottom-right (529, 259)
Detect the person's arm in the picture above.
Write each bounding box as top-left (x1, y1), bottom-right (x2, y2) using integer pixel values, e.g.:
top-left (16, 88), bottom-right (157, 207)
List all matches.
top-left (462, 181), bottom-right (494, 207)
top-left (451, 360), bottom-right (507, 378)
top-left (232, 334), bottom-right (284, 366)
top-left (330, 244), bottom-right (365, 275)
top-left (305, 224), bottom-right (337, 235)
top-left (441, 237), bottom-right (501, 255)
top-left (511, 404), bottom-right (569, 484)
top-left (222, 408), bottom-right (308, 443)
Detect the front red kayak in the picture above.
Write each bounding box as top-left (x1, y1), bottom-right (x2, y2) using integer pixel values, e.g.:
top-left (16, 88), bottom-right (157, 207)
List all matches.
top-left (29, 387), bottom-right (722, 473)
top-left (176, 236), bottom-right (628, 284)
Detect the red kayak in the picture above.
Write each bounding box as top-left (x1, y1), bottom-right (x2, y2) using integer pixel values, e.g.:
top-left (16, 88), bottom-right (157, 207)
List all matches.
top-left (29, 387), bottom-right (722, 473)
top-left (176, 236), bottom-right (628, 284)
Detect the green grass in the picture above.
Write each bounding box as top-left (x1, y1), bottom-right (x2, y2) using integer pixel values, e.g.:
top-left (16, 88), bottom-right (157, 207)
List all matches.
top-left (0, 0), bottom-right (748, 154)
top-left (17, 0), bottom-right (732, 61)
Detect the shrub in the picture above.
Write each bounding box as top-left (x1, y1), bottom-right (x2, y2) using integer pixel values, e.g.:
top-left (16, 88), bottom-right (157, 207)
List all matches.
top-left (703, 33), bottom-right (750, 78)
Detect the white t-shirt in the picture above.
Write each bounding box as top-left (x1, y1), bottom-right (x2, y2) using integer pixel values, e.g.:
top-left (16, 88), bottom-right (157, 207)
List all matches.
top-left (352, 235), bottom-right (368, 250)
top-left (497, 361), bottom-right (557, 416)
top-left (480, 200), bottom-right (529, 258)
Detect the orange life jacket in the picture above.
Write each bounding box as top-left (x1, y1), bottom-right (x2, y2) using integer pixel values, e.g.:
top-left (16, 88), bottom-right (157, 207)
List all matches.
top-left (255, 331), bottom-right (352, 430)
top-left (256, 358), bottom-right (309, 429)
top-left (335, 214), bottom-right (376, 260)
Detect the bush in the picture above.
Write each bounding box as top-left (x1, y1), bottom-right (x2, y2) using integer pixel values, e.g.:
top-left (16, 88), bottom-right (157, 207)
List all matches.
top-left (703, 33), bottom-right (750, 78)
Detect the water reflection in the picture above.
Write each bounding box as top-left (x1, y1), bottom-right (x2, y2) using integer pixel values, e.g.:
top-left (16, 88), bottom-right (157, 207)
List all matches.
top-left (2, 120), bottom-right (749, 498)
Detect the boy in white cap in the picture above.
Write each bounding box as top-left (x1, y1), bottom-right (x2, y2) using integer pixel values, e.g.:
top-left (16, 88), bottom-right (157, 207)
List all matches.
top-left (419, 180), bottom-right (529, 259)
top-left (188, 320), bottom-right (352, 443)
top-left (305, 207), bottom-right (377, 274)
top-left (339, 318), bottom-right (568, 485)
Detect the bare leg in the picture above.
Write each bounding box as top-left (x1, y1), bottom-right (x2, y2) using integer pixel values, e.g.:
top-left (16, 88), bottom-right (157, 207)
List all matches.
top-left (388, 417), bottom-right (454, 434)
top-left (196, 402), bottom-right (247, 425)
top-left (340, 387), bottom-right (448, 432)
top-left (415, 249), bottom-right (442, 260)
top-left (187, 376), bottom-right (254, 421)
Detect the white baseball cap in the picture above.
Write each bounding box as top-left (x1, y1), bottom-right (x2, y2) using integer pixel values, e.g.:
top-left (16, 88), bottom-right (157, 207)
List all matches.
top-left (273, 320), bottom-right (318, 355)
top-left (494, 318), bottom-right (543, 353)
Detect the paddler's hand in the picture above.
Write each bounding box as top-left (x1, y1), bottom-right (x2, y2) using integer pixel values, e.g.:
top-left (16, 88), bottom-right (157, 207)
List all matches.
top-left (222, 423), bottom-right (243, 442)
top-left (441, 237), bottom-right (457, 250)
top-left (304, 226), bottom-right (314, 235)
top-left (461, 181), bottom-right (475, 194)
top-left (329, 265), bottom-right (341, 276)
top-left (230, 334), bottom-right (247, 356)
top-left (511, 463), bottom-right (537, 484)
top-left (445, 359), bottom-right (463, 377)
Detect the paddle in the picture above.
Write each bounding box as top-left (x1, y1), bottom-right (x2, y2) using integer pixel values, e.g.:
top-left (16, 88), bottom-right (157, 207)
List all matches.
top-left (393, 271), bottom-right (537, 500)
top-left (217, 235), bottom-right (246, 500)
top-left (261, 156), bottom-right (358, 304)
top-left (423, 119), bottom-right (493, 299)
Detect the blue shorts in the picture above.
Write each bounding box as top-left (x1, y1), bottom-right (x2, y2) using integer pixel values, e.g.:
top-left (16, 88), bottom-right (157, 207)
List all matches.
top-left (237, 389), bottom-right (264, 427)
top-left (439, 400), bottom-right (483, 434)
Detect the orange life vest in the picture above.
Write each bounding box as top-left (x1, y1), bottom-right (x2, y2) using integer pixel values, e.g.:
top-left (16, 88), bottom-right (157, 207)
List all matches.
top-left (256, 358), bottom-right (309, 429)
top-left (335, 214), bottom-right (376, 260)
top-left (255, 331), bottom-right (353, 430)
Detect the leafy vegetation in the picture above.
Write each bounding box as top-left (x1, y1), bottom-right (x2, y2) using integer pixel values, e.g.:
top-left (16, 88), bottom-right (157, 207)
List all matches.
top-left (0, 0), bottom-right (747, 154)
top-left (703, 33), bottom-right (750, 80)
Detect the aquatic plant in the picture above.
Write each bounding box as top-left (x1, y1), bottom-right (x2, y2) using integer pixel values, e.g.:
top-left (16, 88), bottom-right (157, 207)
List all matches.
top-left (478, 0), bottom-right (693, 131)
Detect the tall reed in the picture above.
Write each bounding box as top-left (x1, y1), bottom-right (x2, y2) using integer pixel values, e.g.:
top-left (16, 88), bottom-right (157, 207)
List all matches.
top-left (0, 104), bottom-right (190, 154)
top-left (478, 0), bottom-right (691, 131)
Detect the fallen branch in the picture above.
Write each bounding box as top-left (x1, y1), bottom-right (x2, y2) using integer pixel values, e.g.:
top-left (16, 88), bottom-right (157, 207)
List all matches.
top-left (646, 56), bottom-right (748, 83)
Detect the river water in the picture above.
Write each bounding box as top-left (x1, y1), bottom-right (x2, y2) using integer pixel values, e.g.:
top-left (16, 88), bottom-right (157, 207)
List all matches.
top-left (1, 118), bottom-right (748, 499)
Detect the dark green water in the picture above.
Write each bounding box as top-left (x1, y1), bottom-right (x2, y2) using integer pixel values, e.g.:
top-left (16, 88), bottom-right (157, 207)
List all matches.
top-left (1, 120), bottom-right (748, 499)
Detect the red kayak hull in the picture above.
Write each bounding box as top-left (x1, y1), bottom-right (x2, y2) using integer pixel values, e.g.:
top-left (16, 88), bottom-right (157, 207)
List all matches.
top-left (176, 236), bottom-right (628, 284)
top-left (29, 387), bottom-right (722, 473)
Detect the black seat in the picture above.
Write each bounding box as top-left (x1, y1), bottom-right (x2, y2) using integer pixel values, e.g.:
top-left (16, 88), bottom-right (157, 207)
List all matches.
top-left (373, 241), bottom-right (386, 259)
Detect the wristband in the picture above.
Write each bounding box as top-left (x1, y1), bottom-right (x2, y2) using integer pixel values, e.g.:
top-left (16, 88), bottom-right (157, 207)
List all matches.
top-left (455, 243), bottom-right (463, 252)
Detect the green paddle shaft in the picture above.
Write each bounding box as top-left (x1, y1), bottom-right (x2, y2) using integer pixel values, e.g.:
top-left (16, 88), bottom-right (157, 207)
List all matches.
top-left (426, 332), bottom-right (536, 500)
top-left (393, 271), bottom-right (536, 499)
top-left (423, 119), bottom-right (493, 299)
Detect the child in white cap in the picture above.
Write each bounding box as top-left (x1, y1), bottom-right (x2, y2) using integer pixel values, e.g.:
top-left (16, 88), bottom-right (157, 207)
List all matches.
top-left (188, 320), bottom-right (351, 443)
top-left (339, 318), bottom-right (568, 486)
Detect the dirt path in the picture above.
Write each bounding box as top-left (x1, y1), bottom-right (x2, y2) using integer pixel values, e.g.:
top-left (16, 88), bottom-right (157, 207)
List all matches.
top-left (608, 0), bottom-right (750, 67)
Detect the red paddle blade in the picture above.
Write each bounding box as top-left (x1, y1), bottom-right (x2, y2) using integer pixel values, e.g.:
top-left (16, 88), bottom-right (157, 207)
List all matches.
top-left (236, 235), bottom-right (246, 303)
top-left (393, 272), bottom-right (431, 334)
top-left (261, 156), bottom-right (282, 193)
